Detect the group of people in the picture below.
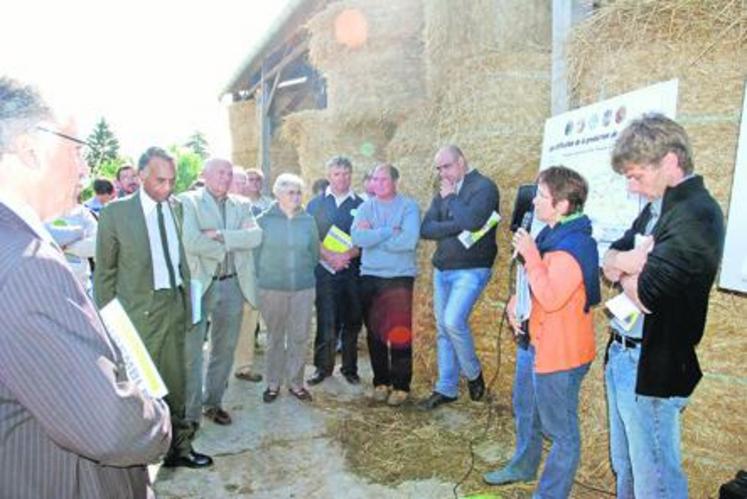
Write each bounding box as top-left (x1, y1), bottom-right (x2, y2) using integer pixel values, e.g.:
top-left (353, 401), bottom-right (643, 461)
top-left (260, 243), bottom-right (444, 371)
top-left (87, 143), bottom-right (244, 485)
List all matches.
top-left (0, 75), bottom-right (725, 499)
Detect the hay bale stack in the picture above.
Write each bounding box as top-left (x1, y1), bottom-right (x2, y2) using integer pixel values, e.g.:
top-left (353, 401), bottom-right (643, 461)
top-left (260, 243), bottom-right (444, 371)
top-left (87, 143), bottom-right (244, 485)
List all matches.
top-left (306, 0), bottom-right (426, 123)
top-left (228, 100), bottom-right (259, 168)
top-left (398, 0), bottom-right (551, 397)
top-left (568, 1), bottom-right (747, 494)
top-left (281, 109), bottom-right (395, 187)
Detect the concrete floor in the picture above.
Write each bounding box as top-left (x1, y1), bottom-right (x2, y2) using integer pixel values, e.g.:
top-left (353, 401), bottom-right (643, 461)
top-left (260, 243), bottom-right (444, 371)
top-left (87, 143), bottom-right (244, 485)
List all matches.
top-left (152, 333), bottom-right (459, 499)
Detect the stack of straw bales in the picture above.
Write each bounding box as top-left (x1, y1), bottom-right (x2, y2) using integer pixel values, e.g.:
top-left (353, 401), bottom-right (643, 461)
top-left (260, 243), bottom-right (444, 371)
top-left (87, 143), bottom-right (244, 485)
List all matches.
top-left (228, 98), bottom-right (301, 185)
top-left (394, 0), bottom-right (552, 403)
top-left (568, 1), bottom-right (747, 494)
top-left (306, 0), bottom-right (426, 124)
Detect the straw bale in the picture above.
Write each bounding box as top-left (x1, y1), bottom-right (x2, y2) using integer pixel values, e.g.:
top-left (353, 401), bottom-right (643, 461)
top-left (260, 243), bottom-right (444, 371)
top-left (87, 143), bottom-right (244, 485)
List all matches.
top-left (306, 0), bottom-right (426, 122)
top-left (424, 0), bottom-right (551, 96)
top-left (281, 109), bottom-right (395, 188)
top-left (567, 1), bottom-right (747, 495)
top-left (228, 100), bottom-right (259, 168)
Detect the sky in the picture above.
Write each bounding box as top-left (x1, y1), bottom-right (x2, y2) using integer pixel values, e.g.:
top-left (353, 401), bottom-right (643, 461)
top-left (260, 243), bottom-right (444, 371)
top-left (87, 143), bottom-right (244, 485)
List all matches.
top-left (1, 0), bottom-right (291, 160)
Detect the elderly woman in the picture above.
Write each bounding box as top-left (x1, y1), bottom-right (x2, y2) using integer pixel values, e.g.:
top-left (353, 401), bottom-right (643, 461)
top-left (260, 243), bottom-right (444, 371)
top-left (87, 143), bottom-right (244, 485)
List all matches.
top-left (484, 166), bottom-right (600, 499)
top-left (254, 173), bottom-right (319, 403)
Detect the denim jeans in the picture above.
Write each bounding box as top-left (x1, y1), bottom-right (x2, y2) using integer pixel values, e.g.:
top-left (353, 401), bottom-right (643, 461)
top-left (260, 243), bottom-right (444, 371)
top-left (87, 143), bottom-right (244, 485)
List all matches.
top-left (503, 346), bottom-right (543, 479)
top-left (433, 267), bottom-right (491, 397)
top-left (605, 340), bottom-right (689, 499)
top-left (533, 362), bottom-right (590, 499)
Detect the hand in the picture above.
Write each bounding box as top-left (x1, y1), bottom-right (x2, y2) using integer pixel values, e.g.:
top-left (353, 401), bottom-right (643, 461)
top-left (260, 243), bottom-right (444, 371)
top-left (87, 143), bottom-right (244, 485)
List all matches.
top-left (356, 220), bottom-right (371, 230)
top-left (202, 229), bottom-right (223, 242)
top-left (439, 178), bottom-right (456, 198)
top-left (506, 295), bottom-right (520, 332)
top-left (511, 228), bottom-right (536, 260)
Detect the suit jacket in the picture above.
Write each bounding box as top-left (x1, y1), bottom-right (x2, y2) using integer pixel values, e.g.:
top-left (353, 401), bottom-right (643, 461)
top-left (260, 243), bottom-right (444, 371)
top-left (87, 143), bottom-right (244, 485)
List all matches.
top-left (94, 192), bottom-right (191, 336)
top-left (179, 189), bottom-right (262, 306)
top-left (609, 175), bottom-right (725, 397)
top-left (0, 202), bottom-right (170, 499)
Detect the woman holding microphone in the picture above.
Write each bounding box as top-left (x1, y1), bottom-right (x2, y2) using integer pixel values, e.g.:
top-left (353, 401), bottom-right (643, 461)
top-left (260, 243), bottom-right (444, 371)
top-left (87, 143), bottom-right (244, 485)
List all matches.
top-left (484, 166), bottom-right (600, 499)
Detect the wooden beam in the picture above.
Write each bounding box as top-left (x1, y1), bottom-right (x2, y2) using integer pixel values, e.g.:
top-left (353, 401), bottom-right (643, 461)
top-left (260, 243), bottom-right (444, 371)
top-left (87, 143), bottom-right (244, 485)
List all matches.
top-left (244, 40), bottom-right (309, 100)
top-left (551, 0), bottom-right (593, 115)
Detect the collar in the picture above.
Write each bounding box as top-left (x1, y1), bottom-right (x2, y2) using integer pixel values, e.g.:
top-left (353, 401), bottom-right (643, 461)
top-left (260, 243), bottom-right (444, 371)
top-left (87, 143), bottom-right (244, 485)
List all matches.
top-left (559, 211), bottom-right (584, 225)
top-left (661, 174), bottom-right (702, 214)
top-left (0, 192), bottom-right (58, 247)
top-left (205, 187), bottom-right (227, 206)
top-left (139, 188), bottom-right (168, 216)
top-left (325, 186), bottom-right (356, 204)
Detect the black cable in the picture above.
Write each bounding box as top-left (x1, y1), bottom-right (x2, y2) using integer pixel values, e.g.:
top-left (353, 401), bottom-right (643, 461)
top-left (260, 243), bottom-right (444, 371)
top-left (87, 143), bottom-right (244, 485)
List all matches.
top-left (452, 258), bottom-right (516, 499)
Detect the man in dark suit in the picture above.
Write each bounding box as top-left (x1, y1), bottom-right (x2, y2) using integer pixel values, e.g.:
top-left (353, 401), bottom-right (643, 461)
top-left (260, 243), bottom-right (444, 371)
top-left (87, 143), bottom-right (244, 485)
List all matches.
top-left (95, 147), bottom-right (213, 469)
top-left (0, 77), bottom-right (171, 498)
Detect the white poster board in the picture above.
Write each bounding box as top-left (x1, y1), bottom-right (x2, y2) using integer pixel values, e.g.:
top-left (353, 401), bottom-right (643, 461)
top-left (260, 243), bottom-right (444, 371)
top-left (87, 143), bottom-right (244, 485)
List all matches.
top-left (719, 82), bottom-right (747, 293)
top-left (538, 79), bottom-right (679, 255)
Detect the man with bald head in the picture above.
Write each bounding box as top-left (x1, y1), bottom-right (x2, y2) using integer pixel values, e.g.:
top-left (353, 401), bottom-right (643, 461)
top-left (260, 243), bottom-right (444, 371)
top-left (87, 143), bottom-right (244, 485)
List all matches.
top-left (180, 158), bottom-right (262, 426)
top-left (419, 145), bottom-right (500, 410)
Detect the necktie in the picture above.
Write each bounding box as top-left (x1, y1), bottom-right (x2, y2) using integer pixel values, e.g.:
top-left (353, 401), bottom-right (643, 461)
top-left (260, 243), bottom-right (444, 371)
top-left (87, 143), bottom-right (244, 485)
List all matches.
top-left (157, 202), bottom-right (177, 289)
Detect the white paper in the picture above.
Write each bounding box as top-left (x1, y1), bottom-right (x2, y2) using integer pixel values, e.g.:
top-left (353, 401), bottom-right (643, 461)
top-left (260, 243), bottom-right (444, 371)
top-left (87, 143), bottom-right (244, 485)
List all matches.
top-left (190, 278), bottom-right (203, 324)
top-left (605, 292), bottom-right (641, 332)
top-left (99, 299), bottom-right (168, 399)
top-left (458, 211), bottom-right (501, 249)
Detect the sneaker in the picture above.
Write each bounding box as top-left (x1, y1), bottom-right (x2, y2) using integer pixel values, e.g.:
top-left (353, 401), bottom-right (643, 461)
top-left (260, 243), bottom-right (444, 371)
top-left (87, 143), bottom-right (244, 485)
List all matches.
top-left (483, 466), bottom-right (535, 486)
top-left (372, 385), bottom-right (390, 402)
top-left (387, 390), bottom-right (408, 407)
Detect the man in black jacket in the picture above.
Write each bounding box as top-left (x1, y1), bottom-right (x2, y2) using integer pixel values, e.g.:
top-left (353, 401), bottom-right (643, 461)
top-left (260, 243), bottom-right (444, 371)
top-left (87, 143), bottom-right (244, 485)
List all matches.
top-left (602, 114), bottom-right (724, 499)
top-left (418, 145), bottom-right (500, 410)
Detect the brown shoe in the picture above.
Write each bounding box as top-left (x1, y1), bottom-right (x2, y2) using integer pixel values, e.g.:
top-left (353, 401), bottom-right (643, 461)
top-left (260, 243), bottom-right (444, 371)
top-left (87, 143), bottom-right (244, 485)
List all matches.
top-left (234, 367), bottom-right (262, 383)
top-left (387, 390), bottom-right (409, 407)
top-left (203, 407), bottom-right (232, 425)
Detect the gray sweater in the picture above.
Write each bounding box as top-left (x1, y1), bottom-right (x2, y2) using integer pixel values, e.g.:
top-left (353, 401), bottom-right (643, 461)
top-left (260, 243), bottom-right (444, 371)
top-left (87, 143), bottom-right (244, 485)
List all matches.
top-left (255, 204), bottom-right (320, 291)
top-left (351, 194), bottom-right (420, 278)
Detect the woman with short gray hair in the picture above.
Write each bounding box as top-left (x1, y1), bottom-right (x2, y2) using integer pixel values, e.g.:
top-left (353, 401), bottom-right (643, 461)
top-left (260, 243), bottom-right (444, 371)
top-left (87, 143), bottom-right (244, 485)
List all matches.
top-left (255, 173), bottom-right (319, 402)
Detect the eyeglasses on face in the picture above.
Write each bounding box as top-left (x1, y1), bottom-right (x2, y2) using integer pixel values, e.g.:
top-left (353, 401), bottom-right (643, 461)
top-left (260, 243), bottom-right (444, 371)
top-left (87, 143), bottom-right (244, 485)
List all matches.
top-left (36, 126), bottom-right (89, 147)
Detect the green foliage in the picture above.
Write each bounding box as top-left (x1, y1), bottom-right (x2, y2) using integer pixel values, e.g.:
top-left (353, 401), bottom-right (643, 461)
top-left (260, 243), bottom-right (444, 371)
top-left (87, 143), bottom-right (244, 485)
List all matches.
top-left (85, 118), bottom-right (120, 174)
top-left (169, 146), bottom-right (202, 194)
top-left (184, 130), bottom-right (210, 160)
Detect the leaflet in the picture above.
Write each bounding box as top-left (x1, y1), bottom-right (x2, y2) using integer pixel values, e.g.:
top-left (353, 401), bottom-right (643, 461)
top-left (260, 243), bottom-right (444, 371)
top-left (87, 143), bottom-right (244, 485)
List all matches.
top-left (99, 298), bottom-right (168, 399)
top-left (458, 211), bottom-right (501, 249)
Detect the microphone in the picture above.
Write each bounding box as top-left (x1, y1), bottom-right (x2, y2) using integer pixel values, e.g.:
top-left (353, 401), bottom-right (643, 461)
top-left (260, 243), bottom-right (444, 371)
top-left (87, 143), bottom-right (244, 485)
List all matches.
top-left (512, 211), bottom-right (533, 261)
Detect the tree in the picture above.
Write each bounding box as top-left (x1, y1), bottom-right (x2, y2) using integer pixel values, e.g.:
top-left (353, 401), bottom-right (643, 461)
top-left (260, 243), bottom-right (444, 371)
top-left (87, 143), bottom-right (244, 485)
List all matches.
top-left (85, 118), bottom-right (120, 174)
top-left (169, 146), bottom-right (202, 194)
top-left (184, 131), bottom-right (210, 160)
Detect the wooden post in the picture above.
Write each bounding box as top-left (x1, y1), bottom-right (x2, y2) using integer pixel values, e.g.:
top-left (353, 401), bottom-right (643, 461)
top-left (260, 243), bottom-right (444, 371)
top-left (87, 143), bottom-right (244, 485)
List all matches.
top-left (257, 62), bottom-right (272, 193)
top-left (552, 0), bottom-right (593, 115)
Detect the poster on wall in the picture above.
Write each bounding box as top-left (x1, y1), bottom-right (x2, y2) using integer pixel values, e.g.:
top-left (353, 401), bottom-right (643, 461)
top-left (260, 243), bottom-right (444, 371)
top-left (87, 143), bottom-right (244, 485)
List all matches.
top-left (538, 79), bottom-right (679, 255)
top-left (719, 82), bottom-right (747, 293)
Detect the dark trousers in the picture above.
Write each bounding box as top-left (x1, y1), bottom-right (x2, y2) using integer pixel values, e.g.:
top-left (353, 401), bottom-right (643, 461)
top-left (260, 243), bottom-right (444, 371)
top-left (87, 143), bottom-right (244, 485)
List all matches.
top-left (359, 275), bottom-right (414, 391)
top-left (313, 271), bottom-right (362, 376)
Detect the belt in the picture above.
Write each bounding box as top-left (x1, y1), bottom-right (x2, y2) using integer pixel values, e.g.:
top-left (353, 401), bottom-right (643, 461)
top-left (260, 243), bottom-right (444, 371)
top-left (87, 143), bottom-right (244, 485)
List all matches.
top-left (611, 332), bottom-right (641, 349)
top-left (213, 273), bottom-right (237, 281)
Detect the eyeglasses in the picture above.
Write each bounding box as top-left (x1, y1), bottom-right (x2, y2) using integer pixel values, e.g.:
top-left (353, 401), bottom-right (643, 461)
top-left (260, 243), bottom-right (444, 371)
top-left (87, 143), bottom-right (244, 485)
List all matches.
top-left (36, 126), bottom-right (89, 146)
top-left (435, 161), bottom-right (454, 171)
top-left (286, 190), bottom-right (302, 196)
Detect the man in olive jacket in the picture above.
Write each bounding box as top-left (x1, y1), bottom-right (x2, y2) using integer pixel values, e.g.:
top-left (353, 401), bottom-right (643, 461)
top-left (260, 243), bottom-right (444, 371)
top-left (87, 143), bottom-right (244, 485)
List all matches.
top-left (95, 147), bottom-right (212, 469)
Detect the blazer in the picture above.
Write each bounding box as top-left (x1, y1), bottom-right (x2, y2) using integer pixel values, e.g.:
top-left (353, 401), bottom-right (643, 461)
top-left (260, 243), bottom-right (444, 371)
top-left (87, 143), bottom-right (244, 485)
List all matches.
top-left (94, 192), bottom-right (192, 335)
top-left (0, 202), bottom-right (170, 499)
top-left (609, 175), bottom-right (725, 397)
top-left (178, 189), bottom-right (262, 306)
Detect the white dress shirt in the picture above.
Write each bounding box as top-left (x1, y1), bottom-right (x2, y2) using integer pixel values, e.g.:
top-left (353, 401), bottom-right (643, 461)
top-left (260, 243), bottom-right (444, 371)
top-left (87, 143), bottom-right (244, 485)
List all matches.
top-left (0, 193), bottom-right (58, 250)
top-left (324, 186), bottom-right (357, 207)
top-left (139, 190), bottom-right (182, 289)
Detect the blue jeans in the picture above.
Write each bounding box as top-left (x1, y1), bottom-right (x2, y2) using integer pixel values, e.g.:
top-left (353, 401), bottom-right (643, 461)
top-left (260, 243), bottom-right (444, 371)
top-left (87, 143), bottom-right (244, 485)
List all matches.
top-left (502, 346), bottom-right (543, 479)
top-left (605, 341), bottom-right (689, 499)
top-left (533, 362), bottom-right (590, 499)
top-left (433, 268), bottom-right (491, 397)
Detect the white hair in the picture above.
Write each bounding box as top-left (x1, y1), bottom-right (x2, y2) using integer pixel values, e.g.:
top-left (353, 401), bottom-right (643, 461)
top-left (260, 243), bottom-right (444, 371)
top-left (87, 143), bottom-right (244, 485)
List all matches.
top-left (272, 172), bottom-right (304, 196)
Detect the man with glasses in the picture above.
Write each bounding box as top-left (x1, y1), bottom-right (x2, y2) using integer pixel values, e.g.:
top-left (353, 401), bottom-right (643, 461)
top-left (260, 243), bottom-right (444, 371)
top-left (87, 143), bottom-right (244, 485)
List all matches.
top-left (244, 167), bottom-right (274, 216)
top-left (1, 77), bottom-right (171, 498)
top-left (95, 146), bottom-right (213, 469)
top-left (418, 145), bottom-right (500, 410)
top-left (115, 164), bottom-right (140, 197)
